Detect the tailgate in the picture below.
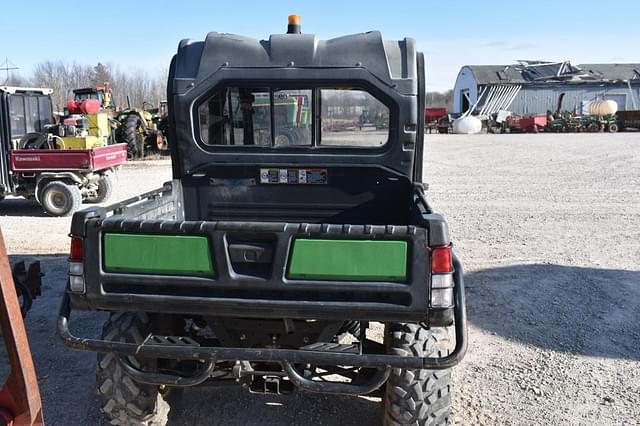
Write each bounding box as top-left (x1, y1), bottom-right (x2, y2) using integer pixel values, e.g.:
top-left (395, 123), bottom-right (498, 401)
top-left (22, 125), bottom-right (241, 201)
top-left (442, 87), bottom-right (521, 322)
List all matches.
top-left (75, 219), bottom-right (432, 322)
top-left (89, 144), bottom-right (127, 170)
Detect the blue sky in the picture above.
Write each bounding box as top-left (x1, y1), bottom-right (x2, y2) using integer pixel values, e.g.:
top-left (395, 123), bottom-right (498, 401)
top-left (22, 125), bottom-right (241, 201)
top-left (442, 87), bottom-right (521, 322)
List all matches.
top-left (1, 0), bottom-right (638, 91)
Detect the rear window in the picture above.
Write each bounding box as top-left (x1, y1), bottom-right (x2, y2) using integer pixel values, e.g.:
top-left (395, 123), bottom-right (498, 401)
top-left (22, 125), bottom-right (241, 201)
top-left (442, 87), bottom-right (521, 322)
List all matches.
top-left (197, 87), bottom-right (389, 148)
top-left (8, 94), bottom-right (53, 139)
top-left (9, 95), bottom-right (26, 138)
top-left (320, 89), bottom-right (388, 147)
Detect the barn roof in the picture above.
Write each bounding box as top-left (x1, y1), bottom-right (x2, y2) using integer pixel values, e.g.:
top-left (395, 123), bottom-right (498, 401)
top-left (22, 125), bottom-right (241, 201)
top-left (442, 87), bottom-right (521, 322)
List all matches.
top-left (465, 61), bottom-right (640, 85)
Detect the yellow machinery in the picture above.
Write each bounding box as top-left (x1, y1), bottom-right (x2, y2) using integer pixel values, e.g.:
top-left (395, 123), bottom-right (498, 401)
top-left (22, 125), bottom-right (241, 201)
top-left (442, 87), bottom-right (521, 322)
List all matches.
top-left (57, 112), bottom-right (110, 149)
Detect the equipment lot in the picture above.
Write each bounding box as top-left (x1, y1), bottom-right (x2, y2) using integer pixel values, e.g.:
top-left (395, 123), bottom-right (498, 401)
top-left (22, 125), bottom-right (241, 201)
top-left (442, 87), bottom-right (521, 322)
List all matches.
top-left (1, 132), bottom-right (638, 425)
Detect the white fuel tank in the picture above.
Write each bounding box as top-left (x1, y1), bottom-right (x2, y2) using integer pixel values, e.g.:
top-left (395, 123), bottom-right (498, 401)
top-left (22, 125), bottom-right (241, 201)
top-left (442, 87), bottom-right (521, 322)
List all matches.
top-left (587, 100), bottom-right (618, 116)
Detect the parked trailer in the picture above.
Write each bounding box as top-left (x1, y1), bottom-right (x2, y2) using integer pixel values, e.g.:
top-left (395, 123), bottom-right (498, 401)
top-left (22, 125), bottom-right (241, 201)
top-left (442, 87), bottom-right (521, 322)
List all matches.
top-left (505, 115), bottom-right (547, 133)
top-left (425, 108), bottom-right (448, 133)
top-left (617, 110), bottom-right (640, 131)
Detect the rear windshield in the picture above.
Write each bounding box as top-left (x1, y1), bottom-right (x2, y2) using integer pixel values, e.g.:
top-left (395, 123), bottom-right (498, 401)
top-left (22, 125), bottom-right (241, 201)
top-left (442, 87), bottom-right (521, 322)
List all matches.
top-left (197, 87), bottom-right (389, 148)
top-left (8, 94), bottom-right (53, 139)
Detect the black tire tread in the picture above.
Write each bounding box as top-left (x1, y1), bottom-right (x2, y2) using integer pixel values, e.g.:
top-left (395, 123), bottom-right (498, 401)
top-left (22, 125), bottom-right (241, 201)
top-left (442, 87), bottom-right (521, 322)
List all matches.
top-left (96, 312), bottom-right (169, 426)
top-left (383, 324), bottom-right (452, 426)
top-left (38, 181), bottom-right (81, 217)
top-left (86, 173), bottom-right (114, 204)
top-left (118, 114), bottom-right (143, 157)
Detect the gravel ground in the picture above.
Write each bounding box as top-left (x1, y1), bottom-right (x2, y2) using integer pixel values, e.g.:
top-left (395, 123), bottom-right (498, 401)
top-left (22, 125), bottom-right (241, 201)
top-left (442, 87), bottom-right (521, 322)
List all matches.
top-left (0, 133), bottom-right (639, 425)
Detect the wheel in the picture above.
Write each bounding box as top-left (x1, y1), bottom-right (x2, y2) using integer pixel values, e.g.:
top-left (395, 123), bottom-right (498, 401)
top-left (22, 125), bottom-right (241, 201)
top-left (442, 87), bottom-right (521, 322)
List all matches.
top-left (587, 123), bottom-right (600, 133)
top-left (85, 174), bottom-right (114, 204)
top-left (97, 312), bottom-right (170, 426)
top-left (145, 130), bottom-right (168, 153)
top-left (118, 114), bottom-right (145, 158)
top-left (18, 132), bottom-right (53, 150)
top-left (274, 129), bottom-right (299, 146)
top-left (383, 324), bottom-right (452, 426)
top-left (608, 123), bottom-right (619, 133)
top-left (38, 181), bottom-right (81, 217)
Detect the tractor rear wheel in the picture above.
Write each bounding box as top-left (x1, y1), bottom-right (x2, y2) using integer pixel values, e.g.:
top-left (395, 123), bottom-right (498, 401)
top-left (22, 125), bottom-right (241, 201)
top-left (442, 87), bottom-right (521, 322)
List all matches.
top-left (96, 312), bottom-right (170, 426)
top-left (274, 129), bottom-right (299, 146)
top-left (119, 114), bottom-right (145, 158)
top-left (383, 323), bottom-right (452, 426)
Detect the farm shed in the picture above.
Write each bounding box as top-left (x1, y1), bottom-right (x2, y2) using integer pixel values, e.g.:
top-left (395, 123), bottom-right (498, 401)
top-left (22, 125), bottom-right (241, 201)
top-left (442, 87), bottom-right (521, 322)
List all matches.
top-left (453, 61), bottom-right (640, 116)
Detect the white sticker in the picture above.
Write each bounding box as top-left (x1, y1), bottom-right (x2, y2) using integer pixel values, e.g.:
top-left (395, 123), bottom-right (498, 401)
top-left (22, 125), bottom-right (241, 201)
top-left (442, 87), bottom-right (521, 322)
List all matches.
top-left (279, 169), bottom-right (288, 183)
top-left (298, 169), bottom-right (307, 184)
top-left (260, 168), bottom-right (270, 184)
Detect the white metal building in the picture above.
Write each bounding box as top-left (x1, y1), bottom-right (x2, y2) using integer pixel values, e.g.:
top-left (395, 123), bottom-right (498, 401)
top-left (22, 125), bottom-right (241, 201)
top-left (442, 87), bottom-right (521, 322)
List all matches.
top-left (453, 61), bottom-right (640, 116)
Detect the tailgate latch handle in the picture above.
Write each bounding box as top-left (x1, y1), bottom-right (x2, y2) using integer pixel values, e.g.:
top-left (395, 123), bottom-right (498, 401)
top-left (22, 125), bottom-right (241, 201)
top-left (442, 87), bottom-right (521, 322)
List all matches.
top-left (228, 243), bottom-right (273, 264)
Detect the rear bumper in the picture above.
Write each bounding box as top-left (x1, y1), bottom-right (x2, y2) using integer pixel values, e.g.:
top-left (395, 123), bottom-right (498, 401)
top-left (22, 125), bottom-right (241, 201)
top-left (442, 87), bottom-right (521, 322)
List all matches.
top-left (56, 257), bottom-right (467, 370)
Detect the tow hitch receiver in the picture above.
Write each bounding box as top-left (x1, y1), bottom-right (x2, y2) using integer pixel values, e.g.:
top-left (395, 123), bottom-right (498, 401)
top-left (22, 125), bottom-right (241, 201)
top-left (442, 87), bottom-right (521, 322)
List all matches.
top-left (249, 375), bottom-right (294, 395)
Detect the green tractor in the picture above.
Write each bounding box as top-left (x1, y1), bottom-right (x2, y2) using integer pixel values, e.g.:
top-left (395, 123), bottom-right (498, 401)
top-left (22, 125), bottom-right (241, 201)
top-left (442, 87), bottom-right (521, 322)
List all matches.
top-left (115, 99), bottom-right (168, 158)
top-left (228, 89), bottom-right (311, 146)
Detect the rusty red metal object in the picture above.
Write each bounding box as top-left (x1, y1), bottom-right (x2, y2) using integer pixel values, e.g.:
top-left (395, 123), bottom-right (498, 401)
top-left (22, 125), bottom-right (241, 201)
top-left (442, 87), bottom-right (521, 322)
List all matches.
top-left (0, 228), bottom-right (44, 426)
top-left (10, 262), bottom-right (42, 318)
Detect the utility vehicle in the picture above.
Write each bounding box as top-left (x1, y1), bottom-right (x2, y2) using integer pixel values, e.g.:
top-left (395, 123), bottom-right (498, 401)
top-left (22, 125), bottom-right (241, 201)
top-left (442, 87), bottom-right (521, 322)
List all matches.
top-left (58, 17), bottom-right (467, 426)
top-left (0, 86), bottom-right (127, 216)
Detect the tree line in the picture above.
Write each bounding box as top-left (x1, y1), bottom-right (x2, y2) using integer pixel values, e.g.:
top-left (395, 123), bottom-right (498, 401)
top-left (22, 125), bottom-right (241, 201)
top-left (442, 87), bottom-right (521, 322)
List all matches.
top-left (426, 89), bottom-right (454, 111)
top-left (4, 61), bottom-right (453, 113)
top-left (4, 61), bottom-right (167, 112)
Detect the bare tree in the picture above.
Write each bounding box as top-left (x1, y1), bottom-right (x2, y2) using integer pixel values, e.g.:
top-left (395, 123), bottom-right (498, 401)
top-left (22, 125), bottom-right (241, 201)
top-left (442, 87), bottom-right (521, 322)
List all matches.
top-left (110, 66), bottom-right (167, 110)
top-left (426, 89), bottom-right (454, 110)
top-left (4, 72), bottom-right (29, 86)
top-left (27, 60), bottom-right (167, 112)
top-left (31, 60), bottom-right (93, 111)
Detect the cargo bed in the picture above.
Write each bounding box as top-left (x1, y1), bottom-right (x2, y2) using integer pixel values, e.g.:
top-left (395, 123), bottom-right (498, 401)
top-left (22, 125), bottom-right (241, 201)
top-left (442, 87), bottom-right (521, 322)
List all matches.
top-left (66, 179), bottom-right (452, 323)
top-left (10, 143), bottom-right (127, 172)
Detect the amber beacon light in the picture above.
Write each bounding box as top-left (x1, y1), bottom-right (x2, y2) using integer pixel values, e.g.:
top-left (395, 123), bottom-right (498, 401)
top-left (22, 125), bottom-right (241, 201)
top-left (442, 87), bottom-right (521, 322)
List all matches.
top-left (287, 15), bottom-right (301, 34)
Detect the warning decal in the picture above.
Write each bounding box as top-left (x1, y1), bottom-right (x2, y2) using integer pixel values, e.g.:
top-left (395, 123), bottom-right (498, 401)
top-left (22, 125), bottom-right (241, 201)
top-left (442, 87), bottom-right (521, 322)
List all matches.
top-left (259, 168), bottom-right (327, 185)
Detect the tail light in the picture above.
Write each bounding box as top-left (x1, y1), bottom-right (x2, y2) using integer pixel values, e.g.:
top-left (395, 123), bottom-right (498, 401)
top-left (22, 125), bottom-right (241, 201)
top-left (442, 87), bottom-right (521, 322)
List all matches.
top-left (69, 237), bottom-right (83, 262)
top-left (68, 237), bottom-right (85, 293)
top-left (431, 247), bottom-right (453, 274)
top-left (430, 246), bottom-right (454, 308)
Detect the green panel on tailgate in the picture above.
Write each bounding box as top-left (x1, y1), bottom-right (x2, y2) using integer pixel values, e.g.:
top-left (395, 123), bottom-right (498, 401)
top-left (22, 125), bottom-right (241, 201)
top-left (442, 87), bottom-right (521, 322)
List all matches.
top-left (288, 239), bottom-right (407, 281)
top-left (103, 234), bottom-right (214, 276)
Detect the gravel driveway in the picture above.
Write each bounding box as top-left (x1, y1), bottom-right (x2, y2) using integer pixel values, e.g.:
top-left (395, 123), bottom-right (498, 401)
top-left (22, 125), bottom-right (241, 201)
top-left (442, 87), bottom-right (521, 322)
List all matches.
top-left (1, 133), bottom-right (638, 425)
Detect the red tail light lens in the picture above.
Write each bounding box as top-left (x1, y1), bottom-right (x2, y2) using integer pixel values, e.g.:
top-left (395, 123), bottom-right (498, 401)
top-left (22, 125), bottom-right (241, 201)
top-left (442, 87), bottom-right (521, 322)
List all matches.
top-left (69, 237), bottom-right (83, 262)
top-left (431, 246), bottom-right (453, 274)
